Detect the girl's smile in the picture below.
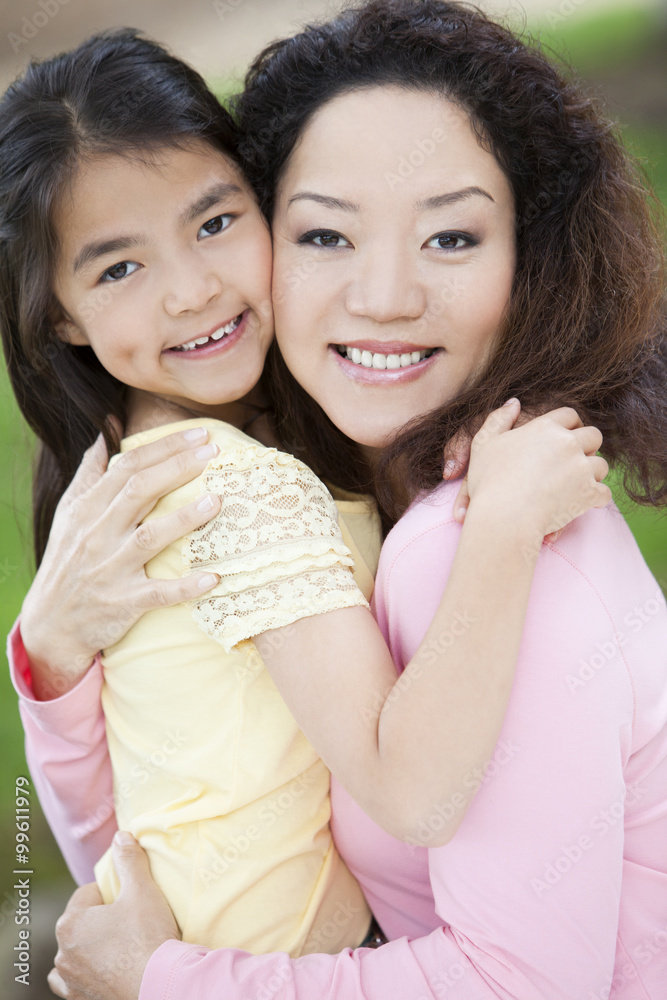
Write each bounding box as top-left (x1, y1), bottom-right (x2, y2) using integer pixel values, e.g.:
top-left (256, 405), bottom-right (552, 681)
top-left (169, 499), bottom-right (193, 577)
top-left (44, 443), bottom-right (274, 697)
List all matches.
top-left (52, 141), bottom-right (274, 425)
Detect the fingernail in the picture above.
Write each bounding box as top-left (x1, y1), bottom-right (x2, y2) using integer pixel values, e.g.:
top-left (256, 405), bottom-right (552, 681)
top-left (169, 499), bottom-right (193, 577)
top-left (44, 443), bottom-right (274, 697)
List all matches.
top-left (196, 494), bottom-right (216, 512)
top-left (195, 443), bottom-right (218, 460)
top-left (114, 830), bottom-right (134, 846)
top-left (184, 427), bottom-right (208, 442)
top-left (503, 397), bottom-right (519, 406)
top-left (198, 572), bottom-right (218, 591)
top-left (443, 459), bottom-right (457, 476)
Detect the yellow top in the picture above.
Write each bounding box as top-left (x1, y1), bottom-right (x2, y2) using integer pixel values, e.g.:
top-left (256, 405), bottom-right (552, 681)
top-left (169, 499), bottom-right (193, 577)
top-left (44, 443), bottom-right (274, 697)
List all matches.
top-left (94, 418), bottom-right (382, 956)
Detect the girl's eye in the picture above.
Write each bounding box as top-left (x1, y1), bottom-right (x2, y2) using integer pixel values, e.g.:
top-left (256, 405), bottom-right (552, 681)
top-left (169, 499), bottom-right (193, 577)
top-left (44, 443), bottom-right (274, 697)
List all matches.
top-left (100, 260), bottom-right (140, 283)
top-left (198, 214), bottom-right (234, 239)
top-left (425, 232), bottom-right (476, 251)
top-left (297, 230), bottom-right (352, 248)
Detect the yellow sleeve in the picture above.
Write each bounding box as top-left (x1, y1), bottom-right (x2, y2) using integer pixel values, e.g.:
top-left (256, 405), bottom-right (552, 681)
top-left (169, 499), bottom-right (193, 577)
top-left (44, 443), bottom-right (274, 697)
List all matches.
top-left (184, 445), bottom-right (369, 652)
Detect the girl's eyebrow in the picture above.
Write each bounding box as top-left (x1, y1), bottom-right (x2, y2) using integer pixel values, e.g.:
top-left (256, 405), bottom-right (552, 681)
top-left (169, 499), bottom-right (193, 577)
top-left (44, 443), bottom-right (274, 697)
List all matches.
top-left (73, 236), bottom-right (144, 275)
top-left (72, 182), bottom-right (244, 275)
top-left (179, 181), bottom-right (243, 226)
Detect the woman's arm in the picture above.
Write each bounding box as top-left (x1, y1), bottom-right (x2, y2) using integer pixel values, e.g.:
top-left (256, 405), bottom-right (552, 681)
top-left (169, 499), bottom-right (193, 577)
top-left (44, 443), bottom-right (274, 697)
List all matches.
top-left (10, 427), bottom-right (222, 877)
top-left (50, 501), bottom-right (651, 1000)
top-left (21, 425), bottom-right (222, 700)
top-left (253, 403), bottom-right (611, 844)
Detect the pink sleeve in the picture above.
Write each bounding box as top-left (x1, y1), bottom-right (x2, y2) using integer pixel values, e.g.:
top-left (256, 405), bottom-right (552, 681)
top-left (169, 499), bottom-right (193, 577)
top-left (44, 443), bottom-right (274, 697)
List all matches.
top-left (138, 499), bottom-right (665, 1000)
top-left (7, 618), bottom-right (116, 884)
top-left (141, 928), bottom-right (491, 1000)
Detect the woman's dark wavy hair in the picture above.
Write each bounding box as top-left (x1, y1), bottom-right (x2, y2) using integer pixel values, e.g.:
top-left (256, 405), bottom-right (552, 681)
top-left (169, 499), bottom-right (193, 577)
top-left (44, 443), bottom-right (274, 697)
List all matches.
top-left (0, 29), bottom-right (241, 565)
top-left (236, 0), bottom-right (667, 527)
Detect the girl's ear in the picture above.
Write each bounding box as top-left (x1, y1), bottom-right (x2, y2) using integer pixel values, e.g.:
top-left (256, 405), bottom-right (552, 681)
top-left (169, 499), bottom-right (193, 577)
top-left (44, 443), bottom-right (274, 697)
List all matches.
top-left (53, 311), bottom-right (89, 347)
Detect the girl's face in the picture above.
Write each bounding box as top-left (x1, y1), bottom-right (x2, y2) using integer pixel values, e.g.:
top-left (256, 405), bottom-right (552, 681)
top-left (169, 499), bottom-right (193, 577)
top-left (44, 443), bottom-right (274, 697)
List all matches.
top-left (53, 141), bottom-right (273, 421)
top-left (272, 86), bottom-right (516, 449)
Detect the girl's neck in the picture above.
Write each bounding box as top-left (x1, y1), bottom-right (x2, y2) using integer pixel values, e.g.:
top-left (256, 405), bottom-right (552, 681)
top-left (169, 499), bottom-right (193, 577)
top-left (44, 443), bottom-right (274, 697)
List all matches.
top-left (124, 387), bottom-right (279, 448)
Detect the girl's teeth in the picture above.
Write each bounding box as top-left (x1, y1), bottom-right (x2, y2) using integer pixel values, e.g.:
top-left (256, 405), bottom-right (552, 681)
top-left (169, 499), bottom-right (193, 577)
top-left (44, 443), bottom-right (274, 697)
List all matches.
top-left (341, 346), bottom-right (434, 368)
top-left (173, 315), bottom-right (242, 351)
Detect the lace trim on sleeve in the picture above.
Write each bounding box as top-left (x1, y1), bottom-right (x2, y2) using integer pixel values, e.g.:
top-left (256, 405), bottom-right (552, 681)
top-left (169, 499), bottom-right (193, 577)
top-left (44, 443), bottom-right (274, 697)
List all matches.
top-left (184, 445), bottom-right (369, 652)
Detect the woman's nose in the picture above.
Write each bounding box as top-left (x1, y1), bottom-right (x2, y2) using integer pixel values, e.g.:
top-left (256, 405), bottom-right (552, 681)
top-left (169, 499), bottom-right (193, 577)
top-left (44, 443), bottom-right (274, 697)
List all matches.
top-left (345, 247), bottom-right (426, 323)
top-left (162, 253), bottom-right (223, 316)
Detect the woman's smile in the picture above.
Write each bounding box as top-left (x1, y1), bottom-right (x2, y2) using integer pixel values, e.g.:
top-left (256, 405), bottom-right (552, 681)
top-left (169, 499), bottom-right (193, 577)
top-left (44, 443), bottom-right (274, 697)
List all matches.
top-left (272, 85), bottom-right (516, 449)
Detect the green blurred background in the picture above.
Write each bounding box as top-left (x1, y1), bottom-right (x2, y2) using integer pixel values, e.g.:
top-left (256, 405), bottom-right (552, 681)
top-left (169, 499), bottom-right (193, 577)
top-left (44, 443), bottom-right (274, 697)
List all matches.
top-left (0, 1), bottom-right (665, 994)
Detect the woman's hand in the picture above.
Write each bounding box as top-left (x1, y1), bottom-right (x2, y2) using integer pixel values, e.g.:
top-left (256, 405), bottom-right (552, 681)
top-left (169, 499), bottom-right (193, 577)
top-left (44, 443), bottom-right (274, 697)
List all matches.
top-left (48, 833), bottom-right (179, 1000)
top-left (463, 399), bottom-right (611, 546)
top-left (21, 425), bottom-right (222, 700)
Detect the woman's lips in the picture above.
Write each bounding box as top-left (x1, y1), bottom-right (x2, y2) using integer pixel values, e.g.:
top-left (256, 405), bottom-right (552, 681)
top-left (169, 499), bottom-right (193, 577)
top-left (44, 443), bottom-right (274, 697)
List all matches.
top-left (330, 343), bottom-right (441, 383)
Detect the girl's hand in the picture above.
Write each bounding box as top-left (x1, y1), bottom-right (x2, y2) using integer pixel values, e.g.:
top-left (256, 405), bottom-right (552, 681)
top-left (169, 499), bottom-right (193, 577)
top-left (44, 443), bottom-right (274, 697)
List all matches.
top-left (462, 399), bottom-right (611, 545)
top-left (21, 425), bottom-right (222, 700)
top-left (48, 833), bottom-right (179, 1000)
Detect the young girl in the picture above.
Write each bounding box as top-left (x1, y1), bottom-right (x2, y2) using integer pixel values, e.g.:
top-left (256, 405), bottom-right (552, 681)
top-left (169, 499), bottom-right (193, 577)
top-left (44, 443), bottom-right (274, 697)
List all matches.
top-left (23, 3), bottom-right (667, 999)
top-left (2, 26), bottom-right (608, 961)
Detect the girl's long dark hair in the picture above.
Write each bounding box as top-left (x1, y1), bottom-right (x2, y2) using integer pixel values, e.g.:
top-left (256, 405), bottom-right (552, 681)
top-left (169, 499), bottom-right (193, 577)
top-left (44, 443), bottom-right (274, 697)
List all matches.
top-left (236, 0), bottom-right (667, 527)
top-left (0, 29), bottom-right (241, 564)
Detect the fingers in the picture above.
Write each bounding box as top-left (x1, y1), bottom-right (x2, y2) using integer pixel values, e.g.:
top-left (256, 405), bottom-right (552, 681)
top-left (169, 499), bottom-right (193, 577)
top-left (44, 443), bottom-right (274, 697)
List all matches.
top-left (63, 433), bottom-right (110, 503)
top-left (112, 832), bottom-right (154, 897)
top-left (572, 425), bottom-right (604, 456)
top-left (90, 427), bottom-right (218, 515)
top-left (47, 966), bottom-right (68, 998)
top-left (452, 476), bottom-right (470, 522)
top-left (442, 430), bottom-right (470, 480)
top-left (65, 882), bottom-right (104, 913)
top-left (130, 493), bottom-right (222, 560)
top-left (135, 569), bottom-right (220, 613)
top-left (107, 442), bottom-right (220, 530)
top-left (541, 406), bottom-right (584, 430)
top-left (473, 398), bottom-right (521, 446)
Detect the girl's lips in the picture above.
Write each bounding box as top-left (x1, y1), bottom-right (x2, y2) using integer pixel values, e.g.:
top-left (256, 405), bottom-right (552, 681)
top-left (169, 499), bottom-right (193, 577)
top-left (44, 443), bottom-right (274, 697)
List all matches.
top-left (164, 311), bottom-right (249, 360)
top-left (330, 344), bottom-right (441, 384)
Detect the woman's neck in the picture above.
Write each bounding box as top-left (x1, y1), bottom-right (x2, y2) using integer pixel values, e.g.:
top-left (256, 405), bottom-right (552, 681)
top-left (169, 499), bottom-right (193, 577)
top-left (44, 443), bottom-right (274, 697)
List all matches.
top-left (124, 387), bottom-right (279, 448)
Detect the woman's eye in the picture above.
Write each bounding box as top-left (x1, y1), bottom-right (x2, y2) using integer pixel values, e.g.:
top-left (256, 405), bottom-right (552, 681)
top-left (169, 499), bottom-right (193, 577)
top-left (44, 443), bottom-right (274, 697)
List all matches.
top-left (198, 214), bottom-right (233, 239)
top-left (425, 232), bottom-right (475, 251)
top-left (100, 260), bottom-right (140, 283)
top-left (298, 230), bottom-right (352, 248)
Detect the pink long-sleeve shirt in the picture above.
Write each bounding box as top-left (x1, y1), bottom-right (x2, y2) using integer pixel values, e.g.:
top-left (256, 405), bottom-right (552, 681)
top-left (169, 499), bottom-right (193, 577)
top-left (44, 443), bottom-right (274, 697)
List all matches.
top-left (9, 482), bottom-right (667, 999)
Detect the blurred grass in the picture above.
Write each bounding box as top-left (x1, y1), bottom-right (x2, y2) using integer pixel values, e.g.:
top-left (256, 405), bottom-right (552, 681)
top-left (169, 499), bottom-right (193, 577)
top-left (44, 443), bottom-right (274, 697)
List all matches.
top-left (0, 2), bottom-right (666, 890)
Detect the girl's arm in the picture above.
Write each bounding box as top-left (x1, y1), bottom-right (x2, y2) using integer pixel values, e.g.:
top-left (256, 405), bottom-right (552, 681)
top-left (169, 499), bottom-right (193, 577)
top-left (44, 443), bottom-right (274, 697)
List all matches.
top-left (251, 402), bottom-right (611, 844)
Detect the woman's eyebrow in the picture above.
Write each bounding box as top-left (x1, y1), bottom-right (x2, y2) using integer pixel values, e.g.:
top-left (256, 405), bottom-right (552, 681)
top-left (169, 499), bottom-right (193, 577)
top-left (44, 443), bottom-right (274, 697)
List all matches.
top-left (287, 192), bottom-right (360, 212)
top-left (417, 186), bottom-right (495, 211)
top-left (179, 182), bottom-right (244, 226)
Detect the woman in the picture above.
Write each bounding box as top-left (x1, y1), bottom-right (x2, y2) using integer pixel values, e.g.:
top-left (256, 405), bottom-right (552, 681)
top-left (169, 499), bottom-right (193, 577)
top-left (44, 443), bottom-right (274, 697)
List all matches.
top-left (10, 1), bottom-right (667, 997)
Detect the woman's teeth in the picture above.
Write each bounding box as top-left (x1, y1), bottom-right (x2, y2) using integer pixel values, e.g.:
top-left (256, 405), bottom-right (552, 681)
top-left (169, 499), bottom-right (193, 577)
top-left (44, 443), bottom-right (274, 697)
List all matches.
top-left (337, 346), bottom-right (436, 369)
top-left (172, 314), bottom-right (242, 352)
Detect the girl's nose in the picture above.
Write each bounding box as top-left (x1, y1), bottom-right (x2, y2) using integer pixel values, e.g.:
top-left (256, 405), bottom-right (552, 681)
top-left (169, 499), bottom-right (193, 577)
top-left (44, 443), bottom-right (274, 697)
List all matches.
top-left (345, 247), bottom-right (426, 323)
top-left (162, 254), bottom-right (223, 316)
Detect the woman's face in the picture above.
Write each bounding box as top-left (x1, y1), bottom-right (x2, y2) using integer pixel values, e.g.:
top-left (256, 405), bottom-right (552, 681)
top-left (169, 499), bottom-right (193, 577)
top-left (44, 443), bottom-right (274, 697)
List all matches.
top-left (272, 86), bottom-right (516, 449)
